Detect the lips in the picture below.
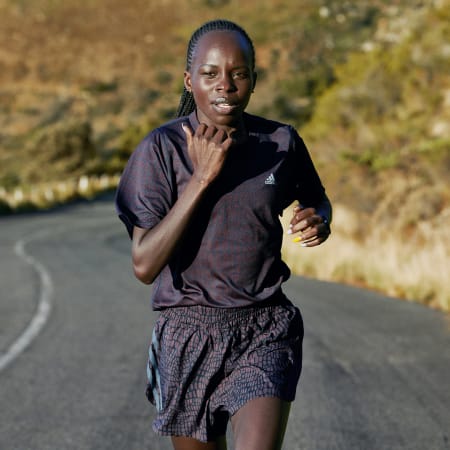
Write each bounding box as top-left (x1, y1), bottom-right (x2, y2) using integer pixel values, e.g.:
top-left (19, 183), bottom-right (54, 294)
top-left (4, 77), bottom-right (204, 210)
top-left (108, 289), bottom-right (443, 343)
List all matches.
top-left (212, 97), bottom-right (238, 113)
top-left (214, 97), bottom-right (233, 105)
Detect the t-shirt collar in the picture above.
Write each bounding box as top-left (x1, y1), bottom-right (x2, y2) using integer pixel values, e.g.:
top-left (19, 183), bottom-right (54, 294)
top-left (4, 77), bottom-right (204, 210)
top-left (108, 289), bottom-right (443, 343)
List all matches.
top-left (187, 110), bottom-right (249, 145)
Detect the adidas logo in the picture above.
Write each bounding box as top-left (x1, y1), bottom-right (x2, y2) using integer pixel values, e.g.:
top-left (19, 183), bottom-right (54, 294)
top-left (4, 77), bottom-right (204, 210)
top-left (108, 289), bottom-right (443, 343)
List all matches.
top-left (265, 173), bottom-right (276, 185)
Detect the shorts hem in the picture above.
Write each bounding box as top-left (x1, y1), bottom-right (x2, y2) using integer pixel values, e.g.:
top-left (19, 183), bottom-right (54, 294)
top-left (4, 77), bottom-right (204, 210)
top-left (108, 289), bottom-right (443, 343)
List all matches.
top-left (152, 419), bottom-right (226, 443)
top-left (152, 423), bottom-right (223, 444)
top-left (151, 392), bottom-right (296, 443)
top-left (228, 391), bottom-right (295, 418)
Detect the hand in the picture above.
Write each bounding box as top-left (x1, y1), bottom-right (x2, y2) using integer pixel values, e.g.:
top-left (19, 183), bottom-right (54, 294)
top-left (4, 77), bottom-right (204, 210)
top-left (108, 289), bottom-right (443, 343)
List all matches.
top-left (288, 205), bottom-right (331, 247)
top-left (182, 122), bottom-right (234, 186)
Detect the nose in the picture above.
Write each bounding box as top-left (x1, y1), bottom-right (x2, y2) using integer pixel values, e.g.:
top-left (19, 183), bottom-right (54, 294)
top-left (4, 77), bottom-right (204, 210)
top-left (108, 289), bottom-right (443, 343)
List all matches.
top-left (216, 73), bottom-right (236, 92)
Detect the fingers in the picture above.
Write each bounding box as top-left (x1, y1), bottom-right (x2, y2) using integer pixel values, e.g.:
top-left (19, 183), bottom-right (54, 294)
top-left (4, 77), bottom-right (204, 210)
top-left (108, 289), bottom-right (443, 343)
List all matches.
top-left (288, 207), bottom-right (320, 233)
top-left (197, 123), bottom-right (233, 149)
top-left (288, 205), bottom-right (331, 247)
top-left (183, 122), bottom-right (233, 150)
top-left (292, 222), bottom-right (330, 247)
top-left (181, 122), bottom-right (193, 147)
top-left (183, 122), bottom-right (234, 185)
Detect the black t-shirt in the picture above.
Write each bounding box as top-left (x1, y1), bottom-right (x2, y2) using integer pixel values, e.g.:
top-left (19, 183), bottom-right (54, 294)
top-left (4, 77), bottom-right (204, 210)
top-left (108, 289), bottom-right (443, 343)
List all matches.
top-left (116, 111), bottom-right (327, 309)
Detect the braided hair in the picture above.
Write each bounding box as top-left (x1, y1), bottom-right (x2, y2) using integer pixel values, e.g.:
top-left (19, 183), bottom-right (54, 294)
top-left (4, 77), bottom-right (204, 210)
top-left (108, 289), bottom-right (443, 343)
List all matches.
top-left (175, 19), bottom-right (256, 118)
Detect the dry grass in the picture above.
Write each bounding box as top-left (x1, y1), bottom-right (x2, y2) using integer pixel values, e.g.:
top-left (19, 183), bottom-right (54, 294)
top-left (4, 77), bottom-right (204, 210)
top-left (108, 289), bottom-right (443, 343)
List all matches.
top-left (0, 174), bottom-right (119, 212)
top-left (282, 204), bottom-right (450, 312)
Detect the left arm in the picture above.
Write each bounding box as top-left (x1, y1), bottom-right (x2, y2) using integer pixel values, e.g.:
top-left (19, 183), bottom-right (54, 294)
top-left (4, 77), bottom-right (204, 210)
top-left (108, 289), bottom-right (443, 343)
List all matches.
top-left (287, 129), bottom-right (332, 247)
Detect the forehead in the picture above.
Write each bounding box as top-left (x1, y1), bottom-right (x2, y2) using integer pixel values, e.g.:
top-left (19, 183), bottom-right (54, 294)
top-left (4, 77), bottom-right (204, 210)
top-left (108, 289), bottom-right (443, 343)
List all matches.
top-left (192, 30), bottom-right (253, 67)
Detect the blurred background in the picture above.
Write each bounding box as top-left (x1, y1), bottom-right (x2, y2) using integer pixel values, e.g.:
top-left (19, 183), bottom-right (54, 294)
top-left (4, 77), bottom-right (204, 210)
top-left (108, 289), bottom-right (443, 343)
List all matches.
top-left (0, 0), bottom-right (449, 311)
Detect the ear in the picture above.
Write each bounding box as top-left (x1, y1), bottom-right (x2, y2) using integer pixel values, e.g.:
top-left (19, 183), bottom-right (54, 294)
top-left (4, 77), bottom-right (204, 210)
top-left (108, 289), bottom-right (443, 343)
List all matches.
top-left (252, 71), bottom-right (257, 92)
top-left (184, 71), bottom-right (192, 92)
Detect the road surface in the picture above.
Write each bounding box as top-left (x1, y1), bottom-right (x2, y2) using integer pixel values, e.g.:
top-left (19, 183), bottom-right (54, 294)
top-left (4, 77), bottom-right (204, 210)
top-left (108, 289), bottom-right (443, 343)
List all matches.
top-left (1, 197), bottom-right (449, 450)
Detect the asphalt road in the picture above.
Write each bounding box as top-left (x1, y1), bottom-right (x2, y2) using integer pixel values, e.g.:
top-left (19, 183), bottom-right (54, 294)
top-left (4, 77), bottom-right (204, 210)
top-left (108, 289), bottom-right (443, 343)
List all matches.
top-left (1, 197), bottom-right (449, 450)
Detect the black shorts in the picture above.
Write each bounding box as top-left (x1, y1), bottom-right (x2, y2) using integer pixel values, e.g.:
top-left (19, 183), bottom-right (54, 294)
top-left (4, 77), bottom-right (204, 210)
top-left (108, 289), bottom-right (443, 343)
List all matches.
top-left (146, 298), bottom-right (303, 442)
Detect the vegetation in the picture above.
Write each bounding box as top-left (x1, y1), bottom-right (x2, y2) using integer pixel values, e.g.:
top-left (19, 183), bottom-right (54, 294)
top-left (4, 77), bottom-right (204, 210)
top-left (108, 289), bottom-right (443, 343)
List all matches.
top-left (299, 0), bottom-right (450, 311)
top-left (0, 0), bottom-right (448, 310)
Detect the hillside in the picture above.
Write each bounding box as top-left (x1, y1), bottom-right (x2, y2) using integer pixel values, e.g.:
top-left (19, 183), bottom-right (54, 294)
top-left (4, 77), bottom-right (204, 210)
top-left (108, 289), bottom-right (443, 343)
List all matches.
top-left (290, 0), bottom-right (450, 311)
top-left (0, 0), bottom-right (448, 310)
top-left (0, 0), bottom-right (420, 185)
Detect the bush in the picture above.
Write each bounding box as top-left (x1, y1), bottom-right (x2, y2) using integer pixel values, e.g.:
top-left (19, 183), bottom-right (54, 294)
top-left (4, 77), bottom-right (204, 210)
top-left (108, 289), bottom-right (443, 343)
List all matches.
top-left (24, 120), bottom-right (96, 183)
top-left (0, 198), bottom-right (12, 214)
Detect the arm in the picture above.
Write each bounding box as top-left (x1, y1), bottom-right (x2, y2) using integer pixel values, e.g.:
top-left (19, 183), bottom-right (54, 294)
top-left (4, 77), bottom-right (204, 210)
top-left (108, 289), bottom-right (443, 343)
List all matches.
top-left (287, 130), bottom-right (332, 247)
top-left (132, 123), bottom-right (233, 284)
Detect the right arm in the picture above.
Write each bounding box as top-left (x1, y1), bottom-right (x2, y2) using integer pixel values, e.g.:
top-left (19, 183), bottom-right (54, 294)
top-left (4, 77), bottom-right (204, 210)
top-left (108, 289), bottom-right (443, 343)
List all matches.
top-left (132, 123), bottom-right (233, 284)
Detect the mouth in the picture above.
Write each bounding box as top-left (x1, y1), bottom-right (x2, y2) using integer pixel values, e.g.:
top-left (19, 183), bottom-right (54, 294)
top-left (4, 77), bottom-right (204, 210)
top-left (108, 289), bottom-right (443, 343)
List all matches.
top-left (212, 97), bottom-right (239, 114)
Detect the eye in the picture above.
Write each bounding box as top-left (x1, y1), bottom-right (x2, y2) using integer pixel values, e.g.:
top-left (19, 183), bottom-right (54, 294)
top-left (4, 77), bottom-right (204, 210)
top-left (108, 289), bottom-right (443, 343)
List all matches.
top-left (201, 71), bottom-right (217, 78)
top-left (232, 71), bottom-right (250, 80)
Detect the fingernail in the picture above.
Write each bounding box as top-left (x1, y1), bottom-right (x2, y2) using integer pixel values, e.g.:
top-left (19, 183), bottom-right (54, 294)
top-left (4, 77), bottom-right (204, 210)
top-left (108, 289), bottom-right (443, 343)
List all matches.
top-left (287, 229), bottom-right (292, 235)
top-left (301, 243), bottom-right (308, 247)
top-left (292, 236), bottom-right (302, 243)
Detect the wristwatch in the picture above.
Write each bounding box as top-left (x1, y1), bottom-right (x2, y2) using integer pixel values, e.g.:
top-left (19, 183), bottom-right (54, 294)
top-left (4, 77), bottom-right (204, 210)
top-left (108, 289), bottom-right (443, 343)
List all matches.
top-left (321, 216), bottom-right (331, 233)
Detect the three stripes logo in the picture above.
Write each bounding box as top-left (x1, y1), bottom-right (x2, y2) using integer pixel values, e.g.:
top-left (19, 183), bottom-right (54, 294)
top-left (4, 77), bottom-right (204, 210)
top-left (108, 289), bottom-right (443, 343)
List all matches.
top-left (147, 328), bottom-right (163, 411)
top-left (264, 173), bottom-right (276, 185)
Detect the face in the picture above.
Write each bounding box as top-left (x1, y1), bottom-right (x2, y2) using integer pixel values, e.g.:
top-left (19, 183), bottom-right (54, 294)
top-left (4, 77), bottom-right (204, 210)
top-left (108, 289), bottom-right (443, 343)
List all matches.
top-left (184, 30), bottom-right (256, 132)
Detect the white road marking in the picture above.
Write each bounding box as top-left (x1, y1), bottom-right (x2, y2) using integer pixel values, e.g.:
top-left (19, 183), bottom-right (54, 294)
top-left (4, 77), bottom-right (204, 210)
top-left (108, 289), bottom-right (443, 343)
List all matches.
top-left (0, 214), bottom-right (119, 373)
top-left (0, 239), bottom-right (53, 372)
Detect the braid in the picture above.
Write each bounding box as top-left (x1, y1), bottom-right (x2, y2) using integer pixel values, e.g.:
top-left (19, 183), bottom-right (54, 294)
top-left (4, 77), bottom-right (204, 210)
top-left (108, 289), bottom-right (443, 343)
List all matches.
top-left (176, 19), bottom-right (255, 118)
top-left (176, 87), bottom-right (196, 117)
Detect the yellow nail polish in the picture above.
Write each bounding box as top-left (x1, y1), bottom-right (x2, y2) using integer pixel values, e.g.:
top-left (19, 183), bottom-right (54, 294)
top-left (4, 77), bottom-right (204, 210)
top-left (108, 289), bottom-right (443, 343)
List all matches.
top-left (292, 236), bottom-right (302, 243)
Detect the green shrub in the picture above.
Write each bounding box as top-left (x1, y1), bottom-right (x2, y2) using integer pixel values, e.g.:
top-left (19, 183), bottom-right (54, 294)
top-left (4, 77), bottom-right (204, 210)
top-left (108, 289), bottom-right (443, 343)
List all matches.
top-left (0, 172), bottom-right (21, 189)
top-left (23, 120), bottom-right (96, 183)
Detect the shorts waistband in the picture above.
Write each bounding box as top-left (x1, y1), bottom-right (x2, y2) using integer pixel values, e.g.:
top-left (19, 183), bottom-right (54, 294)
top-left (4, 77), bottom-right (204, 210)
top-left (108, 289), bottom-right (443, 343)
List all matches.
top-left (159, 296), bottom-right (290, 327)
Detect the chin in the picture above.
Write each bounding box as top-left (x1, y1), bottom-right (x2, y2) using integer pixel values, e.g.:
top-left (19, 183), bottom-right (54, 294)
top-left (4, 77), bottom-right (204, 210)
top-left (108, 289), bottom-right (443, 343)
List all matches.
top-left (214, 113), bottom-right (243, 128)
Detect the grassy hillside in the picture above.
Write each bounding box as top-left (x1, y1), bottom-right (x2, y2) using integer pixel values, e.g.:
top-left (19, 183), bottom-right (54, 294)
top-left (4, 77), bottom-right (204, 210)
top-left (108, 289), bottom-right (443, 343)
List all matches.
top-left (0, 0), bottom-right (415, 186)
top-left (288, 0), bottom-right (450, 311)
top-left (0, 0), bottom-right (448, 310)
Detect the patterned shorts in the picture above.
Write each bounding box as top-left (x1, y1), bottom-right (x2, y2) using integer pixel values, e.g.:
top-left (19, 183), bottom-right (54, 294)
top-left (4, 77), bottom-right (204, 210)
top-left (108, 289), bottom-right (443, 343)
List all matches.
top-left (146, 298), bottom-right (303, 442)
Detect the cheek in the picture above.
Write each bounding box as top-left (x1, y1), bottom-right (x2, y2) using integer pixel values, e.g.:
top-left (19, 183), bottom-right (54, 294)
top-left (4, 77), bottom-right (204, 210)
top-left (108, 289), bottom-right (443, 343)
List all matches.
top-left (191, 81), bottom-right (214, 105)
top-left (195, 78), bottom-right (213, 92)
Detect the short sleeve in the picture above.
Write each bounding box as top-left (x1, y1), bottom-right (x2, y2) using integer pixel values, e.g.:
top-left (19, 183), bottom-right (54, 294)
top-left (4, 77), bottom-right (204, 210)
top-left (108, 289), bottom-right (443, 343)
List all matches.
top-left (289, 126), bottom-right (327, 206)
top-left (115, 129), bottom-right (175, 239)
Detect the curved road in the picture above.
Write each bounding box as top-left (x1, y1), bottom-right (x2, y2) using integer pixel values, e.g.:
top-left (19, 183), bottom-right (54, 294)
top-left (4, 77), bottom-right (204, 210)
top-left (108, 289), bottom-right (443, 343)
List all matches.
top-left (0, 197), bottom-right (449, 450)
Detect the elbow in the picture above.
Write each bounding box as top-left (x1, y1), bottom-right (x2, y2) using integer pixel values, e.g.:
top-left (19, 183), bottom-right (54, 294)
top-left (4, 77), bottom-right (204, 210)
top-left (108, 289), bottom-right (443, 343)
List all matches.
top-left (133, 262), bottom-right (156, 285)
top-left (132, 243), bottom-right (158, 284)
top-left (131, 232), bottom-right (163, 284)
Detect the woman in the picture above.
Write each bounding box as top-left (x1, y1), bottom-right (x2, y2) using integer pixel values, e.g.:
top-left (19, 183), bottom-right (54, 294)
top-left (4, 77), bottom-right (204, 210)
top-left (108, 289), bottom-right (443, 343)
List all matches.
top-left (116, 19), bottom-right (331, 450)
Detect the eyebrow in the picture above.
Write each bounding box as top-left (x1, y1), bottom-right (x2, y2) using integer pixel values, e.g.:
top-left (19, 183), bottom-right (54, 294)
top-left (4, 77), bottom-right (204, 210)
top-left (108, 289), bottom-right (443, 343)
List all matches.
top-left (199, 64), bottom-right (250, 70)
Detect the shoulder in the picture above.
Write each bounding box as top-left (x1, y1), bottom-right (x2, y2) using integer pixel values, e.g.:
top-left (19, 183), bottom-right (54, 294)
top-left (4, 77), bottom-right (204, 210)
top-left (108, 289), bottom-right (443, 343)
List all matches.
top-left (244, 113), bottom-right (298, 137)
top-left (244, 113), bottom-right (301, 143)
top-left (142, 116), bottom-right (185, 144)
top-left (154, 116), bottom-right (186, 141)
top-left (133, 116), bottom-right (186, 157)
